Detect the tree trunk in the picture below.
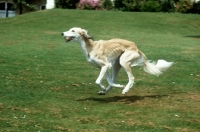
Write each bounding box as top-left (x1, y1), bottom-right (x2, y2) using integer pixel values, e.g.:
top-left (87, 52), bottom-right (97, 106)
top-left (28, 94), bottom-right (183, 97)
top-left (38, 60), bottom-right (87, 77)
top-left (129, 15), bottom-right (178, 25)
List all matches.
top-left (19, 0), bottom-right (23, 14)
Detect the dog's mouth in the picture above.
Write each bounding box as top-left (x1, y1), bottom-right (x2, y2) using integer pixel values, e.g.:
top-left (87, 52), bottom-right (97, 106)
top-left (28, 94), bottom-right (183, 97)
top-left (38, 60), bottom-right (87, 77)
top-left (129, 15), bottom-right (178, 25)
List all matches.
top-left (64, 36), bottom-right (75, 42)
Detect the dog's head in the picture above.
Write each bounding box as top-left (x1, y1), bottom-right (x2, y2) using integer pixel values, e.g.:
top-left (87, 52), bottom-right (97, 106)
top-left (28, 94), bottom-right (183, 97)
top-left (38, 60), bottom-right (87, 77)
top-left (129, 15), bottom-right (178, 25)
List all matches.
top-left (61, 27), bottom-right (92, 43)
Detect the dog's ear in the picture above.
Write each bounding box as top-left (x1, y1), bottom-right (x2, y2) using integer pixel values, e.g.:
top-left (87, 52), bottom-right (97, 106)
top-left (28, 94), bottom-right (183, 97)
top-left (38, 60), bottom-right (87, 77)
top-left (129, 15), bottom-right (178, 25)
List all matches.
top-left (80, 29), bottom-right (92, 39)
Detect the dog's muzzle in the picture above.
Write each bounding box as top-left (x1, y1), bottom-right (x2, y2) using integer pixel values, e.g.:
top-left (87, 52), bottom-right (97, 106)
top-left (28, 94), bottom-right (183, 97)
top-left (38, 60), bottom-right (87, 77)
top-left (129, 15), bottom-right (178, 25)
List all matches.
top-left (64, 36), bottom-right (75, 42)
top-left (62, 33), bottom-right (74, 42)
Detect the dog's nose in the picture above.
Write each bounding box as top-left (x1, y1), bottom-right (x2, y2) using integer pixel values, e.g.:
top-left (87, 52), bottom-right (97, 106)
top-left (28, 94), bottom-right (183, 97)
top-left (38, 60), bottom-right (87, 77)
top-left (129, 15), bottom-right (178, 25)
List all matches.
top-left (61, 33), bottom-right (64, 36)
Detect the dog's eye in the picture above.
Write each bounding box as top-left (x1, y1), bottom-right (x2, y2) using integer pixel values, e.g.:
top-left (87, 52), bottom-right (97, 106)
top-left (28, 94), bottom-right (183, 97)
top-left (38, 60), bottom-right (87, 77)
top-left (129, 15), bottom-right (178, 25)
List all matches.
top-left (72, 30), bottom-right (75, 32)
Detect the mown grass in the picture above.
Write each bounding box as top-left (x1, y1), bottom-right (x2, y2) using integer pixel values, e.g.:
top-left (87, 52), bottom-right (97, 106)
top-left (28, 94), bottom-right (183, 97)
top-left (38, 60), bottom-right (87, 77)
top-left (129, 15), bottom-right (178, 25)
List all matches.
top-left (0, 9), bottom-right (200, 131)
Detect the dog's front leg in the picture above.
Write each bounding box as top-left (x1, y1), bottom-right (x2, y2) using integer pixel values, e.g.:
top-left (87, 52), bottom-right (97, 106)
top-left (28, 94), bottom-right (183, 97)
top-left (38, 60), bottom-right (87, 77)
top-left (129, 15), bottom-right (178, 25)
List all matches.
top-left (95, 65), bottom-right (109, 95)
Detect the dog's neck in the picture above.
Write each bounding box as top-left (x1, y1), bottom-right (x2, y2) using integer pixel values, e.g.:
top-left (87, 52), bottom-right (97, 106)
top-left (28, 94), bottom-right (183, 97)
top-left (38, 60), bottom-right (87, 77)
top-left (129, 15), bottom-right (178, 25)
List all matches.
top-left (78, 36), bottom-right (94, 60)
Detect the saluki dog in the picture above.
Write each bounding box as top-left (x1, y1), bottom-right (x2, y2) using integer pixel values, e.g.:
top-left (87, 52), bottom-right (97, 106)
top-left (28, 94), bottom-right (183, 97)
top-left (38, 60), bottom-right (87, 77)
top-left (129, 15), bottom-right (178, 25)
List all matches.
top-left (61, 27), bottom-right (173, 95)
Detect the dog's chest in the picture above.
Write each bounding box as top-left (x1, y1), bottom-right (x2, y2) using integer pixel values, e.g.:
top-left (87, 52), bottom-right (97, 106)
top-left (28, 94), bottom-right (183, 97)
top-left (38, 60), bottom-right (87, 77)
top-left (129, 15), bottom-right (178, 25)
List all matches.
top-left (86, 52), bottom-right (116, 69)
top-left (86, 56), bottom-right (102, 68)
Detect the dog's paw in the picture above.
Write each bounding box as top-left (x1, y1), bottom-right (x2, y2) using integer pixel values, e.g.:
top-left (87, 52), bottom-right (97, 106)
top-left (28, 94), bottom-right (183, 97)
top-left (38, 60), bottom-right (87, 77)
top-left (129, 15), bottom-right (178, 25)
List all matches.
top-left (122, 91), bottom-right (126, 94)
top-left (122, 89), bottom-right (128, 94)
top-left (98, 91), bottom-right (106, 95)
top-left (115, 84), bottom-right (124, 88)
top-left (110, 83), bottom-right (124, 88)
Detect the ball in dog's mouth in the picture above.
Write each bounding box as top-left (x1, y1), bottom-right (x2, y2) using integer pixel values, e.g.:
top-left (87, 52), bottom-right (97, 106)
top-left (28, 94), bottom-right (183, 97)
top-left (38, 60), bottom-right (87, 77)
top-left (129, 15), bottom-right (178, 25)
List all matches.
top-left (65, 36), bottom-right (74, 42)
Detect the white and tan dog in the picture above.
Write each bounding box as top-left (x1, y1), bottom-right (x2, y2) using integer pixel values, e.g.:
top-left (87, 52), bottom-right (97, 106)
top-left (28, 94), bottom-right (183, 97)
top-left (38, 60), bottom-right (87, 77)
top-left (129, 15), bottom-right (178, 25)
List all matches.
top-left (62, 27), bottom-right (173, 95)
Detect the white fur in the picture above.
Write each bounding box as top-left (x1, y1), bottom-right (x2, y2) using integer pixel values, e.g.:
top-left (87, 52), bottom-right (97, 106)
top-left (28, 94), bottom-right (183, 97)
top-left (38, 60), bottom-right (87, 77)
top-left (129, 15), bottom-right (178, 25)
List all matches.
top-left (62, 27), bottom-right (173, 95)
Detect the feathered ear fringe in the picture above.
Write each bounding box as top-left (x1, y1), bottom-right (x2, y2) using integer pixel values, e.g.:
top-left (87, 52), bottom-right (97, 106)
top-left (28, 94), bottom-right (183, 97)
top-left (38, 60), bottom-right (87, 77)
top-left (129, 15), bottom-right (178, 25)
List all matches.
top-left (81, 29), bottom-right (93, 39)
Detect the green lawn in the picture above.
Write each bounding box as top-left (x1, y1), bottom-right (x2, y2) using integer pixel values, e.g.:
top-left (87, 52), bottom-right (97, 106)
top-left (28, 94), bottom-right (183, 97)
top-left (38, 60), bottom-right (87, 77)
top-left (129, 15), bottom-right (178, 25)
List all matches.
top-left (0, 9), bottom-right (200, 131)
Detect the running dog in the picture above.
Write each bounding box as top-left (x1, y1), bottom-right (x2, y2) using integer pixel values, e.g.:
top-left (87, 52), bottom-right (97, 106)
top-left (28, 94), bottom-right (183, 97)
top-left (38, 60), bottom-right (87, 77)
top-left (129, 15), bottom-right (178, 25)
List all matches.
top-left (61, 27), bottom-right (173, 95)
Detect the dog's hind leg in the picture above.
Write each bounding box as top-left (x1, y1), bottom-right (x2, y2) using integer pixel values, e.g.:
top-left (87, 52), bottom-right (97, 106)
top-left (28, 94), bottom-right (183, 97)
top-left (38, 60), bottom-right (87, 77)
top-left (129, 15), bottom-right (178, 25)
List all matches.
top-left (121, 63), bottom-right (134, 94)
top-left (120, 51), bottom-right (140, 94)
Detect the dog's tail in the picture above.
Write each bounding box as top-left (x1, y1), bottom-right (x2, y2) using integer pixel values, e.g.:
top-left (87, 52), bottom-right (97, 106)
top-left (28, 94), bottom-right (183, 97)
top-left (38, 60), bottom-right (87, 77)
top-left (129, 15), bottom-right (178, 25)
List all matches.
top-left (137, 50), bottom-right (173, 76)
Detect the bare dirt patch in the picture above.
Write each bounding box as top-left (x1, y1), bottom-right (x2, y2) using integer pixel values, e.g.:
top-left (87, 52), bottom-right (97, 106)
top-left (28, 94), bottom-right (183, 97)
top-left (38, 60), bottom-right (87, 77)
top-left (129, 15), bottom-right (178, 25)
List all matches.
top-left (188, 93), bottom-right (200, 101)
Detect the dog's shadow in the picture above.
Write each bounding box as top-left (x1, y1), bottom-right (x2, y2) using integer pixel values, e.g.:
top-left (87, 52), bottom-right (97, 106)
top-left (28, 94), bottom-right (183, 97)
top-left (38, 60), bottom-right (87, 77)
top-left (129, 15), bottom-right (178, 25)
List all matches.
top-left (76, 94), bottom-right (168, 104)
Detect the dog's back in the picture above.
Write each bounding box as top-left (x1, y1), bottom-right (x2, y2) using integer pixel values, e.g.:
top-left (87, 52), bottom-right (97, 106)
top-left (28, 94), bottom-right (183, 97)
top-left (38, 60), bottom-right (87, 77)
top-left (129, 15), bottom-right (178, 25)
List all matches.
top-left (93, 39), bottom-right (139, 57)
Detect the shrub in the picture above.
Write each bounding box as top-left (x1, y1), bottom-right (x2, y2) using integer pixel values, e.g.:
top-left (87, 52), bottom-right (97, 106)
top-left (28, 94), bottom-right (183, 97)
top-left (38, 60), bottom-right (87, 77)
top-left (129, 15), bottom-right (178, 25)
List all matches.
top-left (102, 0), bottom-right (113, 10)
top-left (114, 0), bottom-right (142, 11)
top-left (140, 0), bottom-right (162, 12)
top-left (13, 0), bottom-right (37, 14)
top-left (122, 0), bottom-right (141, 11)
top-left (190, 1), bottom-right (200, 14)
top-left (55, 0), bottom-right (80, 9)
top-left (77, 0), bottom-right (102, 10)
top-left (160, 0), bottom-right (174, 12)
top-left (114, 0), bottom-right (126, 10)
top-left (176, 0), bottom-right (192, 13)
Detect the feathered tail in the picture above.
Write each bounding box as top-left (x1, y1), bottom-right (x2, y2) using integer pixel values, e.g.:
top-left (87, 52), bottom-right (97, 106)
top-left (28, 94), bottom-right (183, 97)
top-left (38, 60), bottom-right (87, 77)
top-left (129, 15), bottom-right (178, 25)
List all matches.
top-left (138, 50), bottom-right (173, 76)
